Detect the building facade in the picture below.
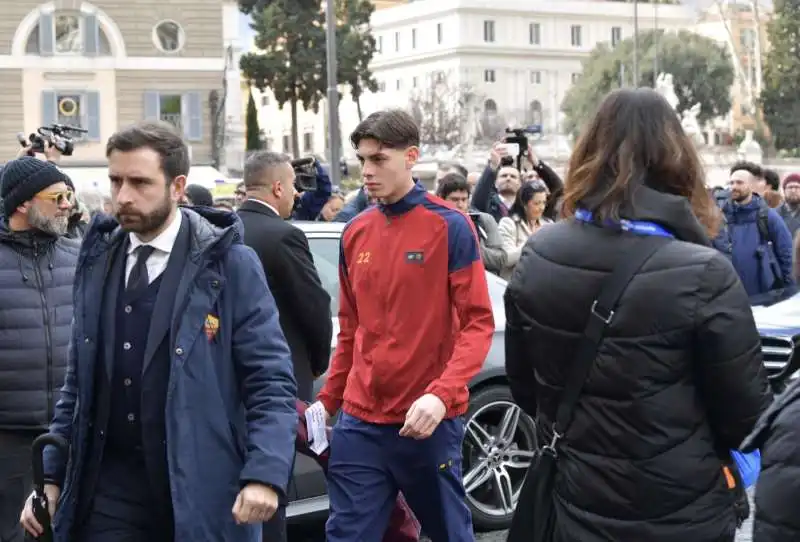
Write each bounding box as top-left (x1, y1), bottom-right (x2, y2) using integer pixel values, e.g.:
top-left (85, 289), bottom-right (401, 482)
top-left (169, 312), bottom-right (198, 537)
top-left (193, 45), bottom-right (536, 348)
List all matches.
top-left (247, 0), bottom-right (696, 159)
top-left (0, 0), bottom-right (227, 175)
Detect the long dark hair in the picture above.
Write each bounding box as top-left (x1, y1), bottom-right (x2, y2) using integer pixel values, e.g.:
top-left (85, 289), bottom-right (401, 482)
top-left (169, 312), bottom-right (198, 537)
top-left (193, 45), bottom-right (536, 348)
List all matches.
top-left (509, 181), bottom-right (548, 221)
top-left (561, 88), bottom-right (719, 237)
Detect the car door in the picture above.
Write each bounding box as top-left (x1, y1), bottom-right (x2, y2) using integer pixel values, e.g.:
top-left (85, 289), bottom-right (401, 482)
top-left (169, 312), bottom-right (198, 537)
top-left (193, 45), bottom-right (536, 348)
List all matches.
top-left (290, 232), bottom-right (341, 504)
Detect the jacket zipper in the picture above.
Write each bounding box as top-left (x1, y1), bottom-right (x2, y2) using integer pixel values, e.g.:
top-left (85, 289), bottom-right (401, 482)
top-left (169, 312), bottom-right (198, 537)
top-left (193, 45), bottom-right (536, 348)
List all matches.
top-left (32, 244), bottom-right (54, 422)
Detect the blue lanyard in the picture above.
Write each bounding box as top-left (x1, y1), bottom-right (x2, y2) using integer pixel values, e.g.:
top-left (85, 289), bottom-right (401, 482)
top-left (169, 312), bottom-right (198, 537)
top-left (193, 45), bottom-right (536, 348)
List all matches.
top-left (574, 208), bottom-right (675, 239)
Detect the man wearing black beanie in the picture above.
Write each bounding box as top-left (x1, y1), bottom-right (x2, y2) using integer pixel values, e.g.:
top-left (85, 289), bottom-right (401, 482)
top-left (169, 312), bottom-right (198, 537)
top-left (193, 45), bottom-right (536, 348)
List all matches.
top-left (0, 155), bottom-right (79, 542)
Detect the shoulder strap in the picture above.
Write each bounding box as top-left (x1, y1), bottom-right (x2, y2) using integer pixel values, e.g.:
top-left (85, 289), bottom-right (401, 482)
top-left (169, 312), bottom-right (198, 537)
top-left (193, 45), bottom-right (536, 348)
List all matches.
top-left (757, 204), bottom-right (770, 244)
top-left (550, 236), bottom-right (671, 447)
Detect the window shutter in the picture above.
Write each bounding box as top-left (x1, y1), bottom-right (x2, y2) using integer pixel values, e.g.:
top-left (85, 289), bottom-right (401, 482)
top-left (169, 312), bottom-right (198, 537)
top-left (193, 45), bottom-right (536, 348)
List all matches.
top-left (85, 92), bottom-right (100, 141)
top-left (143, 91), bottom-right (160, 120)
top-left (184, 92), bottom-right (202, 142)
top-left (39, 13), bottom-right (54, 56)
top-left (41, 91), bottom-right (57, 125)
top-left (83, 14), bottom-right (99, 56)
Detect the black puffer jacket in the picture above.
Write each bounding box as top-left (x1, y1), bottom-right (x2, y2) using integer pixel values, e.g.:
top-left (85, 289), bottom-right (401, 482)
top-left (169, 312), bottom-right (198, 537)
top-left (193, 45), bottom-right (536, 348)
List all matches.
top-left (505, 187), bottom-right (772, 542)
top-left (742, 378), bottom-right (800, 541)
top-left (0, 223), bottom-right (79, 430)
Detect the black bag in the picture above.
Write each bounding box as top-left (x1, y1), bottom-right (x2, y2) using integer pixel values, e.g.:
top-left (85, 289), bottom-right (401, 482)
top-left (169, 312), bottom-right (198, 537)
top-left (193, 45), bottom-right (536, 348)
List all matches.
top-left (506, 236), bottom-right (671, 542)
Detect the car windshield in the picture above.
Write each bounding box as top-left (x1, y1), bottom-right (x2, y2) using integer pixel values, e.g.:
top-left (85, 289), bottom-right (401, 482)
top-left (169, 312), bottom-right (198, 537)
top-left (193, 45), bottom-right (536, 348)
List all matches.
top-left (307, 235), bottom-right (507, 314)
top-left (750, 286), bottom-right (800, 308)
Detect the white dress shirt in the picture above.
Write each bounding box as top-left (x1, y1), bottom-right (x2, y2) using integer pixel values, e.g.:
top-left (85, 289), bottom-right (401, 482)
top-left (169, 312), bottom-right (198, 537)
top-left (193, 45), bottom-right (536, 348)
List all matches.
top-left (248, 198), bottom-right (280, 217)
top-left (125, 210), bottom-right (183, 287)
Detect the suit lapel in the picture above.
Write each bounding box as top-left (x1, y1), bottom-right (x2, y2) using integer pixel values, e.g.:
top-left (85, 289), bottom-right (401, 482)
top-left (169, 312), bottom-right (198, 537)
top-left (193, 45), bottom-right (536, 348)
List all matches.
top-left (142, 217), bottom-right (191, 375)
top-left (102, 240), bottom-right (128, 381)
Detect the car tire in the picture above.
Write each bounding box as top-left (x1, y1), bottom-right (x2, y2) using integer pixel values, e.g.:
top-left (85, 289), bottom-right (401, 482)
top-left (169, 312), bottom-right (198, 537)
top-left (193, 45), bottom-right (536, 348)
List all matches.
top-left (462, 385), bottom-right (537, 532)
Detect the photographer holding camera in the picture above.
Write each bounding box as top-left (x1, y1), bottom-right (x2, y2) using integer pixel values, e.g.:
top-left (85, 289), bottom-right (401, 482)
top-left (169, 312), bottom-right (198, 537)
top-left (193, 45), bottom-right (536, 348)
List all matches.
top-left (471, 132), bottom-right (563, 224)
top-left (290, 157), bottom-right (332, 221)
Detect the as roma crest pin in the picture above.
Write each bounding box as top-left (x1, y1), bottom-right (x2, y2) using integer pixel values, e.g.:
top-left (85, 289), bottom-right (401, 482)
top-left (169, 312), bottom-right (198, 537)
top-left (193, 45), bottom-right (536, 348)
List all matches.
top-left (204, 314), bottom-right (220, 341)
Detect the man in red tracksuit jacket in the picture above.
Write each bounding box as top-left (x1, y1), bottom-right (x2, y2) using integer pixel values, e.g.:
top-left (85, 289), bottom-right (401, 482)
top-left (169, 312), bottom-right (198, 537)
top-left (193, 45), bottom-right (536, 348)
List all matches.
top-left (314, 109), bottom-right (495, 542)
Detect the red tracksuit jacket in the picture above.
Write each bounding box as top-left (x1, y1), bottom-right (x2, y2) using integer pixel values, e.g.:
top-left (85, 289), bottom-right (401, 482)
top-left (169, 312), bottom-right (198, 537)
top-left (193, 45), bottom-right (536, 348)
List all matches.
top-left (318, 183), bottom-right (495, 424)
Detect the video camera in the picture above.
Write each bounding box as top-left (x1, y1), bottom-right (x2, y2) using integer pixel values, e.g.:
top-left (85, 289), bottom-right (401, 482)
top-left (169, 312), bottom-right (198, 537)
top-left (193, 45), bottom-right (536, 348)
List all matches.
top-left (17, 124), bottom-right (89, 157)
top-left (501, 125), bottom-right (543, 170)
top-left (291, 157), bottom-right (319, 192)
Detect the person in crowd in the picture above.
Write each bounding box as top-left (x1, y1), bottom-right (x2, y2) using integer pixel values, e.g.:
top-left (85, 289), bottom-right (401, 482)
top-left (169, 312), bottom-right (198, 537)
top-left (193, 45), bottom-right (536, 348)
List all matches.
top-left (742, 376), bottom-right (800, 541)
top-left (764, 168), bottom-right (781, 193)
top-left (504, 88), bottom-right (772, 542)
top-left (238, 150), bottom-right (332, 402)
top-left (332, 185), bottom-right (375, 222)
top-left (183, 184), bottom-right (214, 207)
top-left (777, 173), bottom-right (800, 239)
top-left (466, 172), bottom-right (480, 193)
top-left (235, 181), bottom-right (247, 208)
top-left (436, 172), bottom-right (507, 275)
top-left (20, 121), bottom-right (298, 542)
top-left (317, 191), bottom-right (345, 222)
top-left (717, 161), bottom-right (794, 296)
top-left (66, 196), bottom-right (91, 239)
top-left (0, 157), bottom-right (79, 542)
top-left (497, 180), bottom-right (552, 279)
top-left (314, 109), bottom-right (494, 542)
top-left (472, 142), bottom-right (563, 223)
top-left (79, 190), bottom-right (109, 219)
top-left (291, 159), bottom-right (332, 220)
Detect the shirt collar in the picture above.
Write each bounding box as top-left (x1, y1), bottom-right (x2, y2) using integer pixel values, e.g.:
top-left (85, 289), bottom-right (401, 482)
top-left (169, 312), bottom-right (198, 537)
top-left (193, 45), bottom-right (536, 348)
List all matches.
top-left (248, 198), bottom-right (280, 217)
top-left (379, 181), bottom-right (427, 216)
top-left (128, 209), bottom-right (182, 255)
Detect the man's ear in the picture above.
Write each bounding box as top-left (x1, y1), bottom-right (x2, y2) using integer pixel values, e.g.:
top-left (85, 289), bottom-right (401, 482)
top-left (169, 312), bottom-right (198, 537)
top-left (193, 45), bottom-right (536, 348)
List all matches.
top-left (405, 146), bottom-right (420, 170)
top-left (171, 175), bottom-right (187, 203)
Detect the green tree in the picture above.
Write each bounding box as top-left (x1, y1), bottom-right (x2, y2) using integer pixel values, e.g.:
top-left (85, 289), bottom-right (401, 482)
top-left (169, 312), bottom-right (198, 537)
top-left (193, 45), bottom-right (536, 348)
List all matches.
top-left (245, 90), bottom-right (262, 152)
top-left (761, 0), bottom-right (800, 151)
top-left (338, 0), bottom-right (379, 121)
top-left (562, 29), bottom-right (734, 136)
top-left (240, 1), bottom-right (326, 157)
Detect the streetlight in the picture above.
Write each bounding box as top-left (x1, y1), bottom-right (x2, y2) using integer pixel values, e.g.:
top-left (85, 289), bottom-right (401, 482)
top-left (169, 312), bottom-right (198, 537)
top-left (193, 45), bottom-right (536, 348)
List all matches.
top-left (325, 0), bottom-right (342, 187)
top-left (633, 0), bottom-right (639, 86)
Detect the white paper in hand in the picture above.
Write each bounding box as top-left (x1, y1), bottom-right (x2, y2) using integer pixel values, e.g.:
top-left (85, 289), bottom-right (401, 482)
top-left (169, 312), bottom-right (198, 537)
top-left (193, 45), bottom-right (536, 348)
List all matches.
top-left (305, 402), bottom-right (329, 455)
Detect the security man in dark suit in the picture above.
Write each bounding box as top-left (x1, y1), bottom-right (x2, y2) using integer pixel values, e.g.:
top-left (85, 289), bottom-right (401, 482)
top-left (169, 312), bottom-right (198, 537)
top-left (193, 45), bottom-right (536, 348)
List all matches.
top-left (238, 151), bottom-right (332, 401)
top-left (237, 151), bottom-right (333, 542)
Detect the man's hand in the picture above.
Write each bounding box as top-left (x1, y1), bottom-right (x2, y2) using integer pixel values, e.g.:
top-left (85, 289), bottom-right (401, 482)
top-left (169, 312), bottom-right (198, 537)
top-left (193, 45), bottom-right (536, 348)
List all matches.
top-left (399, 394), bottom-right (447, 439)
top-left (232, 483), bottom-right (279, 524)
top-left (526, 143), bottom-right (539, 168)
top-left (44, 143), bottom-right (63, 164)
top-left (489, 142), bottom-right (509, 171)
top-left (16, 144), bottom-right (32, 159)
top-left (20, 484), bottom-right (60, 537)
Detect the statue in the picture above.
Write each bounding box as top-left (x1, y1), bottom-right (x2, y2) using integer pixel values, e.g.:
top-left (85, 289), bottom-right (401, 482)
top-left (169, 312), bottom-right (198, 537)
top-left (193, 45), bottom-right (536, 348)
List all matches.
top-left (655, 73), bottom-right (679, 112)
top-left (680, 103), bottom-right (705, 146)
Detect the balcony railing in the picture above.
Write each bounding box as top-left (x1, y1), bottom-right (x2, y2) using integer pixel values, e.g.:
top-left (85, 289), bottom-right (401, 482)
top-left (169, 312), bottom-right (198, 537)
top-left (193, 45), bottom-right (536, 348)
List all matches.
top-left (160, 113), bottom-right (182, 131)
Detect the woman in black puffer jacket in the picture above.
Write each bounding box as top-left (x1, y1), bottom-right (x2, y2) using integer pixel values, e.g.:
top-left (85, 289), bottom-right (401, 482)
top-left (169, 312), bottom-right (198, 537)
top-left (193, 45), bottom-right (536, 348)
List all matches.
top-left (504, 88), bottom-right (773, 542)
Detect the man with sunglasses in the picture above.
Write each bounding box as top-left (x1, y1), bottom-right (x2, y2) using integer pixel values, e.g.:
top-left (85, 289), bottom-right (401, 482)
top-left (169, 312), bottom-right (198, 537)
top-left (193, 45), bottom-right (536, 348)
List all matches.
top-left (0, 156), bottom-right (79, 542)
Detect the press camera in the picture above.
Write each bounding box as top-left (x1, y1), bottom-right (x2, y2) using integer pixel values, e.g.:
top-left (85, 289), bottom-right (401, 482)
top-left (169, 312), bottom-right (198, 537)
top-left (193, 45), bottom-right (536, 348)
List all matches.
top-left (291, 157), bottom-right (319, 192)
top-left (501, 125), bottom-right (543, 170)
top-left (17, 124), bottom-right (89, 157)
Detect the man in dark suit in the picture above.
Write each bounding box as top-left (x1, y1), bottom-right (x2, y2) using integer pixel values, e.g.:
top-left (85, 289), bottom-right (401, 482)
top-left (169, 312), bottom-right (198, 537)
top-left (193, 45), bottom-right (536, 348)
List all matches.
top-left (237, 151), bottom-right (333, 542)
top-left (238, 151), bottom-right (333, 402)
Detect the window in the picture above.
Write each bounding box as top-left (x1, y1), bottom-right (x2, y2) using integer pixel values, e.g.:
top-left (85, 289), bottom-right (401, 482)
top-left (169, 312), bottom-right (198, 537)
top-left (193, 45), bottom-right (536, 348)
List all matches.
top-left (153, 20), bottom-right (185, 53)
top-left (303, 132), bottom-right (313, 153)
top-left (437, 23), bottom-right (443, 44)
top-left (308, 237), bottom-right (341, 314)
top-left (412, 76), bottom-right (418, 88)
top-left (484, 69), bottom-right (496, 83)
top-left (377, 36), bottom-right (383, 53)
top-left (530, 70), bottom-right (541, 84)
top-left (611, 26), bottom-right (622, 47)
top-left (570, 25), bottom-right (582, 47)
top-left (411, 28), bottom-right (417, 49)
top-left (529, 23), bottom-right (541, 45)
top-left (740, 28), bottom-right (756, 50)
top-left (378, 80), bottom-right (386, 92)
top-left (396, 79), bottom-right (402, 90)
top-left (282, 135), bottom-right (291, 154)
top-left (54, 13), bottom-right (83, 54)
top-left (28, 12), bottom-right (111, 56)
top-left (261, 95), bottom-right (269, 107)
top-left (483, 20), bottom-right (495, 43)
top-left (41, 90), bottom-right (101, 141)
top-left (394, 31), bottom-right (400, 51)
top-left (571, 72), bottom-right (581, 84)
top-left (143, 91), bottom-right (203, 141)
top-left (265, 137), bottom-right (274, 151)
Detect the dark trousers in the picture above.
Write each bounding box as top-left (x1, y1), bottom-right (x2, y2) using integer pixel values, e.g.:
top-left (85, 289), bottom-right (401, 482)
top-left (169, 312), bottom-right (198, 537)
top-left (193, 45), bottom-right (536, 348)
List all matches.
top-left (76, 492), bottom-right (172, 542)
top-left (325, 414), bottom-right (473, 542)
top-left (0, 432), bottom-right (35, 542)
top-left (262, 506), bottom-right (286, 542)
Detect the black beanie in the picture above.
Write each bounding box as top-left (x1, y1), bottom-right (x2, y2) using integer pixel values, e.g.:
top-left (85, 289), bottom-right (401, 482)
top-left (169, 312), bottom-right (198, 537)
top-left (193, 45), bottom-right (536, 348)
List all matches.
top-left (1, 157), bottom-right (73, 218)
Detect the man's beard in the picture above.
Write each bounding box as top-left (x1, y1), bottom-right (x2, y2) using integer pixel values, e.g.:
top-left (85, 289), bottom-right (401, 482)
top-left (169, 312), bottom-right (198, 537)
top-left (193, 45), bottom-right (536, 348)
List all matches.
top-left (28, 203), bottom-right (68, 236)
top-left (115, 191), bottom-right (173, 236)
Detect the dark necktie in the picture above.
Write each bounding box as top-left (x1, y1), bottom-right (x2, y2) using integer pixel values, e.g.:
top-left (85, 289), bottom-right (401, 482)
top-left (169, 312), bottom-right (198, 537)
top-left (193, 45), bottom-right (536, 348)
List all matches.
top-left (127, 245), bottom-right (156, 294)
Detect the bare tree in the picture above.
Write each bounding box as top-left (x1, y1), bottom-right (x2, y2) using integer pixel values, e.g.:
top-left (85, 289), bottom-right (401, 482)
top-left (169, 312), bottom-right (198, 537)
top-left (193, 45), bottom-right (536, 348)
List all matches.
top-left (408, 71), bottom-right (483, 148)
